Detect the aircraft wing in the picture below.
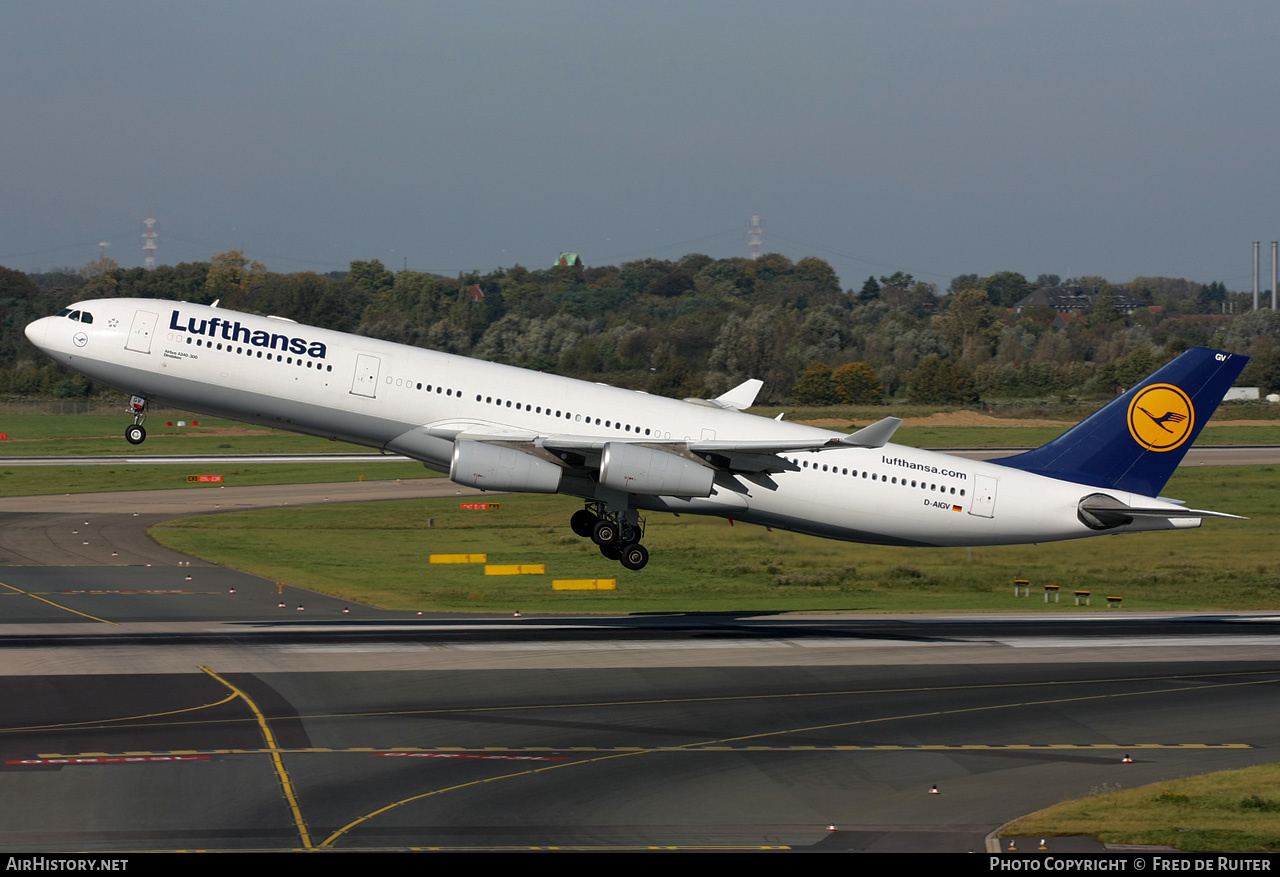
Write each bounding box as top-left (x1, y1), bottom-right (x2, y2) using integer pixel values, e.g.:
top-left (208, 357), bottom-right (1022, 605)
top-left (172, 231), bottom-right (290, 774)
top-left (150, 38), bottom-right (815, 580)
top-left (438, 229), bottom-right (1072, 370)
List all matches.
top-left (412, 415), bottom-right (904, 482)
top-left (689, 416), bottom-right (903, 454)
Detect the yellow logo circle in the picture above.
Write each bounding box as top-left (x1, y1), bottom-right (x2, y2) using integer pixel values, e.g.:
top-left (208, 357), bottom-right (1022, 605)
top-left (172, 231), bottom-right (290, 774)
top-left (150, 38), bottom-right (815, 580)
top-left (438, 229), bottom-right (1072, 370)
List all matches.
top-left (1127, 383), bottom-right (1195, 452)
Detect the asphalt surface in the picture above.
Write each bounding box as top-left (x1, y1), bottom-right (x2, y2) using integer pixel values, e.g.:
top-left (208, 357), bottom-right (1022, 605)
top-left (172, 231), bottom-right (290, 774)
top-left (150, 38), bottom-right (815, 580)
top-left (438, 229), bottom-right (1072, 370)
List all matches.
top-left (4, 660), bottom-right (1276, 853)
top-left (0, 478), bottom-right (1278, 853)
top-left (0, 479), bottom-right (478, 566)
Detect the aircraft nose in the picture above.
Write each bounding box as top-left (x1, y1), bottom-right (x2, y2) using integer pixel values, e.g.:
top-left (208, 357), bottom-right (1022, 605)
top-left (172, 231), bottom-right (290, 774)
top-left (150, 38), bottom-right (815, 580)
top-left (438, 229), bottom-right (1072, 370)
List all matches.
top-left (24, 317), bottom-right (46, 349)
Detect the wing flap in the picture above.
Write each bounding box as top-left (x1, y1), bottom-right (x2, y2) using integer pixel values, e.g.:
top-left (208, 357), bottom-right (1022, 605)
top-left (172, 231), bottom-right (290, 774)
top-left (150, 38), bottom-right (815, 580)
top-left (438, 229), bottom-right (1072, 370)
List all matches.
top-left (689, 416), bottom-right (903, 455)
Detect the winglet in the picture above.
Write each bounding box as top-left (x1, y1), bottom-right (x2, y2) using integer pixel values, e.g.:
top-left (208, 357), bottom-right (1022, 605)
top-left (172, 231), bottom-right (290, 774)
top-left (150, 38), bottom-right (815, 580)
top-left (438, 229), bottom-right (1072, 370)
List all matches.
top-left (838, 416), bottom-right (903, 449)
top-left (712, 379), bottom-right (764, 411)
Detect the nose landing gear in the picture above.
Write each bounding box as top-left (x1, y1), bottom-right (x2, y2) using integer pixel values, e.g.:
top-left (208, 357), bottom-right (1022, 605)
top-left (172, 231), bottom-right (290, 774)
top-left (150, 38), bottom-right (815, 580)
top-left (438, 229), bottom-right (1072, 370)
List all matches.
top-left (125, 395), bottom-right (147, 445)
top-left (570, 501), bottom-right (650, 570)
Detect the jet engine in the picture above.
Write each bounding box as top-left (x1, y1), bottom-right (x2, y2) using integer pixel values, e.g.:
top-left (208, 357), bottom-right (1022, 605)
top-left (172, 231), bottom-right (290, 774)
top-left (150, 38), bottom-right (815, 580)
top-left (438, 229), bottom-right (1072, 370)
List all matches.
top-left (451, 440), bottom-right (563, 493)
top-left (599, 441), bottom-right (714, 497)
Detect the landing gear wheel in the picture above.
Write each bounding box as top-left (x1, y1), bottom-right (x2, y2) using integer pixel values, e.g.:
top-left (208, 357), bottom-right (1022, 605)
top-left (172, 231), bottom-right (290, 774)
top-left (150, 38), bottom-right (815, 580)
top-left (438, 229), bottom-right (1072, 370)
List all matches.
top-left (599, 542), bottom-right (622, 560)
top-left (125, 424), bottom-right (146, 445)
top-left (619, 543), bottom-right (649, 571)
top-left (619, 524), bottom-right (638, 544)
top-left (591, 519), bottom-right (619, 546)
top-left (570, 510), bottom-right (598, 538)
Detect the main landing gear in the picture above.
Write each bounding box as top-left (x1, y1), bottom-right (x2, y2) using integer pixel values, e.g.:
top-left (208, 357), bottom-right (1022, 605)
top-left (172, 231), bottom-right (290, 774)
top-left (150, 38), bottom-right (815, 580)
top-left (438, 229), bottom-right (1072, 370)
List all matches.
top-left (125, 395), bottom-right (147, 445)
top-left (570, 502), bottom-right (650, 570)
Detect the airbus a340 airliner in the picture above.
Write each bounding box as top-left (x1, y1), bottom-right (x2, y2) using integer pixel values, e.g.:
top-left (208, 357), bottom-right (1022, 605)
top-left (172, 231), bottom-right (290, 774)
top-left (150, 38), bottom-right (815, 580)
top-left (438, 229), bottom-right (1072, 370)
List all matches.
top-left (25, 298), bottom-right (1247, 570)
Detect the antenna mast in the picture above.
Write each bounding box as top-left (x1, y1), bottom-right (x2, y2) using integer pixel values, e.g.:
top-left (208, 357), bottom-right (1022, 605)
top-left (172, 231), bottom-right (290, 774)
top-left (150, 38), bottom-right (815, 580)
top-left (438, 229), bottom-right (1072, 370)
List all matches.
top-left (746, 210), bottom-right (764, 260)
top-left (142, 216), bottom-right (158, 270)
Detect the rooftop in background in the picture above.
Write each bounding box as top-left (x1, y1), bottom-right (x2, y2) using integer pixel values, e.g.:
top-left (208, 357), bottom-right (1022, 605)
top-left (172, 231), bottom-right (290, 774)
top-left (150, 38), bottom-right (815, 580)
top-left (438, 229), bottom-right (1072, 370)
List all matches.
top-left (1012, 285), bottom-right (1144, 315)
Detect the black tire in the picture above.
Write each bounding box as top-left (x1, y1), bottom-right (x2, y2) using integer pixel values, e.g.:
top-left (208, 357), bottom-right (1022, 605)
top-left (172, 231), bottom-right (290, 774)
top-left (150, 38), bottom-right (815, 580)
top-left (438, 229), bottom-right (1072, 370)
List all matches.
top-left (591, 519), bottom-right (618, 546)
top-left (619, 543), bottom-right (649, 571)
top-left (619, 524), bottom-right (638, 544)
top-left (125, 424), bottom-right (146, 445)
top-left (570, 510), bottom-right (597, 538)
top-left (599, 542), bottom-right (622, 560)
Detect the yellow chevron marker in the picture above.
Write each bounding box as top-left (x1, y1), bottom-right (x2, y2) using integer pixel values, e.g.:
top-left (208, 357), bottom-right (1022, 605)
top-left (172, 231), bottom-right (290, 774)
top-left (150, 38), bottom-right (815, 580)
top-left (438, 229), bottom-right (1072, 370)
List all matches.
top-left (552, 579), bottom-right (617, 590)
top-left (429, 554), bottom-right (487, 564)
top-left (484, 564), bottom-right (545, 575)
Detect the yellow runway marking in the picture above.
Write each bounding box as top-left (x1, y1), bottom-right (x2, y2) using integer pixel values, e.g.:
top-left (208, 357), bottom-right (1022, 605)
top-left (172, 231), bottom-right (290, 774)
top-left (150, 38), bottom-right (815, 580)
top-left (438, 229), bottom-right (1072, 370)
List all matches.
top-left (0, 580), bottom-right (115, 624)
top-left (0, 693), bottom-right (238, 734)
top-left (318, 748), bottom-right (646, 849)
top-left (689, 675), bottom-right (1280, 750)
top-left (38, 591), bottom-right (224, 596)
top-left (199, 666), bottom-right (313, 850)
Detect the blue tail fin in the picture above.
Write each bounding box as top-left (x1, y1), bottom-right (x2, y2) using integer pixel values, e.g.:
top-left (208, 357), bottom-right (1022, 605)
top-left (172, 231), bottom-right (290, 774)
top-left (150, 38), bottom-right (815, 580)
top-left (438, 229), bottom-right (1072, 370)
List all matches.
top-left (991, 347), bottom-right (1248, 496)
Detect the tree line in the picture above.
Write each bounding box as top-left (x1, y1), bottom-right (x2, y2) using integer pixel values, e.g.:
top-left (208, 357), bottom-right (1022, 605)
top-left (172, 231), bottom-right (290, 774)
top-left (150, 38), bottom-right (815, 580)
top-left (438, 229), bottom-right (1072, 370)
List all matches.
top-left (2, 251), bottom-right (1277, 404)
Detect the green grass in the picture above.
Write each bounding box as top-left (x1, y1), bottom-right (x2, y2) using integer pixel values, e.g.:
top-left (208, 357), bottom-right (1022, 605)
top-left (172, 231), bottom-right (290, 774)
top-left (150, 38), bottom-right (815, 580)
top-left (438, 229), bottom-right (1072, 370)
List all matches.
top-left (1004, 764), bottom-right (1280, 851)
top-left (0, 463), bottom-right (437, 496)
top-left (0, 414), bottom-right (379, 456)
top-left (149, 467), bottom-right (1280, 614)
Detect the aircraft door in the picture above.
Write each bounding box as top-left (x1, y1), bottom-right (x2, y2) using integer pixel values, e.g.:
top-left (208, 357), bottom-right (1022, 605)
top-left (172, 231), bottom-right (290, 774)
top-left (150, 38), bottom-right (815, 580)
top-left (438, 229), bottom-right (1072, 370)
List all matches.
top-left (125, 310), bottom-right (158, 354)
top-left (351, 354), bottom-right (381, 398)
top-left (968, 474), bottom-right (998, 518)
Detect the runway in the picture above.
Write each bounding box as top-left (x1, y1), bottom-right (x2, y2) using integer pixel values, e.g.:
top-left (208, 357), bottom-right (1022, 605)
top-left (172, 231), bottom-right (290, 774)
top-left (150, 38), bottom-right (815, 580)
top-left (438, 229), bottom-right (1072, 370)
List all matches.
top-left (0, 481), bottom-right (1278, 852)
top-left (3, 659), bottom-right (1277, 853)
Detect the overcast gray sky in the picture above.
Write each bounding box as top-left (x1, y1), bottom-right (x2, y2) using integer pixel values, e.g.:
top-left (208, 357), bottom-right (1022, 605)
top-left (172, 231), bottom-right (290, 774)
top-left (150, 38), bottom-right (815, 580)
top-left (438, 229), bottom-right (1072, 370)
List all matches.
top-left (3, 1), bottom-right (1277, 290)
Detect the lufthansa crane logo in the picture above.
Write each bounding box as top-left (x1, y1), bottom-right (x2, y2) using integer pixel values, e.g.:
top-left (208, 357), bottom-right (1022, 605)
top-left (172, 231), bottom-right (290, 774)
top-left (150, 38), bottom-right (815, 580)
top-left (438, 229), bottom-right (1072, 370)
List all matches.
top-left (1127, 383), bottom-right (1195, 452)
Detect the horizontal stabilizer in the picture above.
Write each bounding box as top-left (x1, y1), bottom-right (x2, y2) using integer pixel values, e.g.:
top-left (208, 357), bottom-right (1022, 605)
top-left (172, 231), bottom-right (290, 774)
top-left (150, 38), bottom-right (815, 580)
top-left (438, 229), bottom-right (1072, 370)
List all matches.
top-left (1120, 507), bottom-right (1246, 520)
top-left (1078, 493), bottom-right (1246, 529)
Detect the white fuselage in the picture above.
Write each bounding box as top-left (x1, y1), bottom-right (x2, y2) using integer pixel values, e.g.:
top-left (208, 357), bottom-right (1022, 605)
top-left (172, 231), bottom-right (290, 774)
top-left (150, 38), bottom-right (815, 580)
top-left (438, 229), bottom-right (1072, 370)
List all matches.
top-left (25, 298), bottom-right (1196, 548)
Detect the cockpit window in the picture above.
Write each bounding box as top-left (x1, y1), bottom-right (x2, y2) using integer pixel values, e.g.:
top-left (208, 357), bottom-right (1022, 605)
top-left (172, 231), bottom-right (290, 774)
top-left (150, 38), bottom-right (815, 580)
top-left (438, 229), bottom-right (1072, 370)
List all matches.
top-left (68, 310), bottom-right (81, 321)
top-left (79, 312), bottom-right (93, 324)
top-left (56, 308), bottom-right (72, 317)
